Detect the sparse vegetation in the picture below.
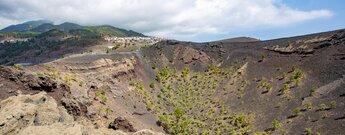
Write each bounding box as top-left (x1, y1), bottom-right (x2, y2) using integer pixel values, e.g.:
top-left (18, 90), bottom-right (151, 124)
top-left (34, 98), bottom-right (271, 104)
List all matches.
top-left (95, 91), bottom-right (101, 100)
top-left (305, 128), bottom-right (312, 135)
top-left (310, 88), bottom-right (316, 96)
top-left (289, 69), bottom-right (303, 86)
top-left (133, 64), bottom-right (253, 134)
top-left (294, 107), bottom-right (302, 116)
top-left (259, 54), bottom-right (265, 62)
top-left (36, 73), bottom-right (45, 78)
top-left (105, 107), bottom-right (113, 117)
top-left (272, 119), bottom-right (281, 131)
top-left (319, 104), bottom-right (328, 111)
top-left (282, 72), bottom-right (287, 79)
top-left (101, 94), bottom-right (108, 104)
top-left (281, 83), bottom-right (289, 95)
top-left (13, 64), bottom-right (23, 70)
top-left (330, 101), bottom-right (337, 109)
top-left (291, 65), bottom-right (296, 72)
top-left (149, 81), bottom-right (156, 89)
top-left (305, 102), bottom-right (313, 110)
top-left (152, 63), bottom-right (157, 69)
top-left (112, 44), bottom-right (121, 50)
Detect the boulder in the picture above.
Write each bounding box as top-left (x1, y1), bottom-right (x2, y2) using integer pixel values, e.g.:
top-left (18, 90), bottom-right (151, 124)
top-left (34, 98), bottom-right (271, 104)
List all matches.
top-left (61, 97), bottom-right (88, 117)
top-left (109, 117), bottom-right (136, 132)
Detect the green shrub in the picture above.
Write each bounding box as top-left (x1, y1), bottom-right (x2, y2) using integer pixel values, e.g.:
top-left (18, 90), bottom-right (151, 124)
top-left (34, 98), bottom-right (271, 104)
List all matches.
top-left (152, 63), bottom-right (157, 69)
top-left (282, 72), bottom-right (287, 79)
top-left (112, 44), bottom-right (120, 50)
top-left (208, 64), bottom-right (218, 72)
top-left (291, 65), bottom-right (296, 72)
top-left (305, 128), bottom-right (312, 135)
top-left (182, 67), bottom-right (189, 76)
top-left (36, 73), bottom-right (45, 78)
top-left (98, 107), bottom-right (103, 115)
top-left (272, 119), bottom-right (281, 130)
top-left (174, 107), bottom-right (184, 119)
top-left (330, 101), bottom-right (337, 108)
top-left (319, 104), bottom-right (327, 111)
top-left (310, 88), bottom-right (316, 96)
top-left (294, 107), bottom-right (301, 116)
top-left (265, 83), bottom-right (272, 91)
top-left (105, 107), bottom-right (113, 116)
top-left (156, 68), bottom-right (170, 82)
top-left (149, 81), bottom-right (156, 89)
top-left (281, 83), bottom-right (289, 95)
top-left (13, 64), bottom-right (23, 70)
top-left (47, 73), bottom-right (57, 79)
top-left (259, 55), bottom-right (265, 62)
top-left (232, 114), bottom-right (253, 128)
top-left (101, 94), bottom-right (108, 104)
top-left (305, 102), bottom-right (312, 110)
top-left (101, 89), bottom-right (106, 95)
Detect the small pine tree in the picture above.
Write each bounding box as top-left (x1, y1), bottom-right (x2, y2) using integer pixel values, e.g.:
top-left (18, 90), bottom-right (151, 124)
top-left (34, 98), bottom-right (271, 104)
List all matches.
top-left (149, 81), bottom-right (156, 89)
top-left (330, 101), bottom-right (337, 108)
top-left (101, 94), bottom-right (108, 104)
top-left (295, 107), bottom-right (301, 116)
top-left (319, 104), bottom-right (327, 111)
top-left (105, 107), bottom-right (113, 116)
top-left (282, 72), bottom-right (287, 79)
top-left (95, 91), bottom-right (101, 100)
top-left (272, 119), bottom-right (281, 130)
top-left (13, 64), bottom-right (23, 70)
top-left (305, 128), bottom-right (312, 135)
top-left (305, 102), bottom-right (312, 110)
top-left (182, 67), bottom-right (189, 76)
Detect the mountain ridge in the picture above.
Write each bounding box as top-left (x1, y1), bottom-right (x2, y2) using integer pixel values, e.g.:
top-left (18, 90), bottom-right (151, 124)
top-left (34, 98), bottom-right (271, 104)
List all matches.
top-left (0, 20), bottom-right (145, 37)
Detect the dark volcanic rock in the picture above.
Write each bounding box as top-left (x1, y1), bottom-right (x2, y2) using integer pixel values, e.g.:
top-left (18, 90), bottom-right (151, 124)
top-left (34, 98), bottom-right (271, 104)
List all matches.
top-left (0, 66), bottom-right (71, 105)
top-left (3, 67), bottom-right (57, 92)
top-left (108, 117), bottom-right (136, 132)
top-left (314, 31), bottom-right (345, 49)
top-left (27, 76), bottom-right (58, 92)
top-left (61, 98), bottom-right (88, 117)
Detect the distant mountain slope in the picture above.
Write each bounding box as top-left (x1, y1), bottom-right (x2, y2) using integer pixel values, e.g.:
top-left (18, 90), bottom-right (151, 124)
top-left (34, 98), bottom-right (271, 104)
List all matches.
top-left (30, 23), bottom-right (56, 32)
top-left (31, 22), bottom-right (81, 32)
top-left (1, 20), bottom-right (145, 37)
top-left (82, 25), bottom-right (145, 37)
top-left (58, 22), bottom-right (82, 31)
top-left (218, 37), bottom-right (260, 43)
top-left (36, 29), bottom-right (67, 38)
top-left (0, 20), bottom-right (52, 32)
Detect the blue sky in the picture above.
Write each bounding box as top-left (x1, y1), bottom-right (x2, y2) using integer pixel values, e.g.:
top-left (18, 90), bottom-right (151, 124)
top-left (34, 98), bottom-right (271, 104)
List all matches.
top-left (0, 0), bottom-right (344, 42)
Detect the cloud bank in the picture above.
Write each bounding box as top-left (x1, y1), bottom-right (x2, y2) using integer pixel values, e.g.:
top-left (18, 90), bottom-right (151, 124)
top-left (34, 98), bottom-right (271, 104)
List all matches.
top-left (0, 0), bottom-right (333, 39)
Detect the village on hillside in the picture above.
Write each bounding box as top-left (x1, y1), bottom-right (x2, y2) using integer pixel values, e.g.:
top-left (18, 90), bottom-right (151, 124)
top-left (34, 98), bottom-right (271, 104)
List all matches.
top-left (104, 36), bottom-right (164, 46)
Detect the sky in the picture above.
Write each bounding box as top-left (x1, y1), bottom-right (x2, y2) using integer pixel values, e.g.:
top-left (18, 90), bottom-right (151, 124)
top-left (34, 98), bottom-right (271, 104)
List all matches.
top-left (0, 0), bottom-right (344, 42)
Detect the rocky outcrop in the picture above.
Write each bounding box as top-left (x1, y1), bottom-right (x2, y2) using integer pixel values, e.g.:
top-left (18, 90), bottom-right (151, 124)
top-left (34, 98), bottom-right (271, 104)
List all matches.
top-left (264, 44), bottom-right (314, 54)
top-left (0, 92), bottom-right (164, 135)
top-left (17, 122), bottom-right (127, 135)
top-left (109, 117), bottom-right (136, 132)
top-left (175, 46), bottom-right (213, 64)
top-left (314, 31), bottom-right (345, 49)
top-left (0, 92), bottom-right (73, 135)
top-left (5, 69), bottom-right (58, 92)
top-left (61, 97), bottom-right (88, 117)
top-left (0, 66), bottom-right (71, 102)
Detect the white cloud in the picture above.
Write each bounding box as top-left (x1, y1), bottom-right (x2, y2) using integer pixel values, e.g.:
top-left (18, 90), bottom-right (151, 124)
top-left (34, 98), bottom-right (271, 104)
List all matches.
top-left (0, 0), bottom-right (333, 39)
